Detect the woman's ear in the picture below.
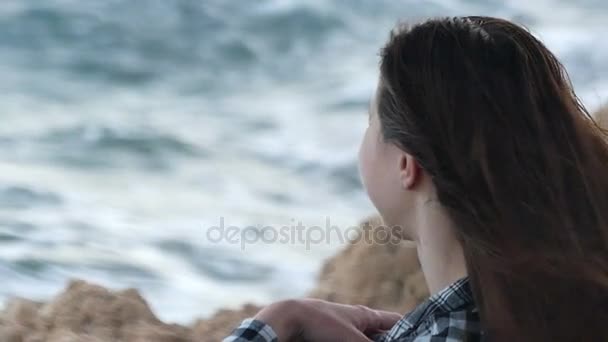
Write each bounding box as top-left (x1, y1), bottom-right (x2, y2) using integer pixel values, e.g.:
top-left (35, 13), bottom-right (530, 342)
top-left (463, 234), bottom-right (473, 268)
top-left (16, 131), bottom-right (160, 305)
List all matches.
top-left (399, 152), bottom-right (420, 190)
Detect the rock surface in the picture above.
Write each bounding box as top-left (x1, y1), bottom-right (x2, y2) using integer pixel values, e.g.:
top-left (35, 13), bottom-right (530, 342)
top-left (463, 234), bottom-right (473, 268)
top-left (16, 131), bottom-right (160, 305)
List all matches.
top-left (0, 280), bottom-right (191, 342)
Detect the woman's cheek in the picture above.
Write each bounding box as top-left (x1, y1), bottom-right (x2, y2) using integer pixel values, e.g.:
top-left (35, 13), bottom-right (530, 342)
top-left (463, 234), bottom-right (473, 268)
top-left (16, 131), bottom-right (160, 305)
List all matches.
top-left (358, 129), bottom-right (373, 192)
top-left (358, 130), bottom-right (384, 211)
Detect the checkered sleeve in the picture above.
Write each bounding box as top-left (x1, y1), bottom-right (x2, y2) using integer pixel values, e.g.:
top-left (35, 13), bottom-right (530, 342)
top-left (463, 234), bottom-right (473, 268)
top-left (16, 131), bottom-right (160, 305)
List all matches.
top-left (372, 331), bottom-right (391, 342)
top-left (417, 310), bottom-right (481, 342)
top-left (223, 318), bottom-right (278, 342)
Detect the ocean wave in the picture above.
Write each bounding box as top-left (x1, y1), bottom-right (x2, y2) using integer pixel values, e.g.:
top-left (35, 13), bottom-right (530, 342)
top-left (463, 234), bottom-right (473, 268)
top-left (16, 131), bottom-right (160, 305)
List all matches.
top-left (158, 240), bottom-right (275, 282)
top-left (0, 185), bottom-right (62, 210)
top-left (37, 125), bottom-right (206, 170)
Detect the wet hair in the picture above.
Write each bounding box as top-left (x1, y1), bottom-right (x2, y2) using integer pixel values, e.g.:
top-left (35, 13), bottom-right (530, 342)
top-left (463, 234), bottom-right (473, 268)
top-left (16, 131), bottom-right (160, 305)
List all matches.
top-left (378, 16), bottom-right (608, 341)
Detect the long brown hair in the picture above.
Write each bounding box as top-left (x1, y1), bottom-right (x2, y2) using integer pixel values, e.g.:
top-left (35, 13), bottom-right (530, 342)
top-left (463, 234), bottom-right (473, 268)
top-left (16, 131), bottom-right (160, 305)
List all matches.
top-left (377, 16), bottom-right (608, 341)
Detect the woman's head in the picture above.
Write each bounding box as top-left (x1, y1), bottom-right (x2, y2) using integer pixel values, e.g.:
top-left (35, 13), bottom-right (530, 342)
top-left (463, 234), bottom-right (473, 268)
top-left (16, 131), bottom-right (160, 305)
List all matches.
top-left (358, 83), bottom-right (428, 236)
top-left (359, 16), bottom-right (608, 341)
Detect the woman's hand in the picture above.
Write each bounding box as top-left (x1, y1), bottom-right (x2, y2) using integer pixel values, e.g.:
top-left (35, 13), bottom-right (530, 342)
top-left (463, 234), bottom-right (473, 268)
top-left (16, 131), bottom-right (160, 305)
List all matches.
top-left (254, 298), bottom-right (401, 341)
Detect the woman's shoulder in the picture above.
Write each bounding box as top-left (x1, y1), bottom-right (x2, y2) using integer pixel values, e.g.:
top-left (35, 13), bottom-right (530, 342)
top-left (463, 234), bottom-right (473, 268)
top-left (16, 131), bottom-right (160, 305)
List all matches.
top-left (419, 306), bottom-right (481, 340)
top-left (378, 306), bottom-right (481, 342)
top-left (376, 278), bottom-right (482, 341)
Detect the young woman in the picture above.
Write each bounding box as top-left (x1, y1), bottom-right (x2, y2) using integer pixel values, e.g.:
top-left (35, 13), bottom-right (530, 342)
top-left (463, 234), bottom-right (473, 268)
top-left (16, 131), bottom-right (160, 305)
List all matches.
top-left (224, 16), bottom-right (608, 341)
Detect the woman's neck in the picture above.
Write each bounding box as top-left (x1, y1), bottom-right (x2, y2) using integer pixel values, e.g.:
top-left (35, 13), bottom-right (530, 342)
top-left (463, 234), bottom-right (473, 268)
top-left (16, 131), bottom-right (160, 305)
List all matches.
top-left (409, 200), bottom-right (468, 295)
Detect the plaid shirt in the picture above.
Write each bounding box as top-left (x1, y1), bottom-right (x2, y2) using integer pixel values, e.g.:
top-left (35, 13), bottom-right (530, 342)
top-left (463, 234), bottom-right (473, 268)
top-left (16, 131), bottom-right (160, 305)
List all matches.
top-left (374, 277), bottom-right (481, 341)
top-left (224, 277), bottom-right (481, 342)
top-left (224, 318), bottom-right (279, 342)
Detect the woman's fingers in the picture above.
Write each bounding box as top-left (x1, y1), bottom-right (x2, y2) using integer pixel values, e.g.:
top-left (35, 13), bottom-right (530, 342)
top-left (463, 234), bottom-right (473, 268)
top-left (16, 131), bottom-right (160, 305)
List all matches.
top-left (252, 299), bottom-right (402, 342)
top-left (370, 310), bottom-right (402, 331)
top-left (340, 325), bottom-right (375, 342)
top-left (349, 304), bottom-right (402, 333)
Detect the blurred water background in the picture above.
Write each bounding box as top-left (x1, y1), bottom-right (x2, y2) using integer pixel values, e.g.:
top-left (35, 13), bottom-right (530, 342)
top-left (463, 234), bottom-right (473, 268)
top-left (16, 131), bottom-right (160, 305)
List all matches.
top-left (0, 0), bottom-right (606, 324)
